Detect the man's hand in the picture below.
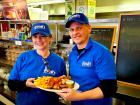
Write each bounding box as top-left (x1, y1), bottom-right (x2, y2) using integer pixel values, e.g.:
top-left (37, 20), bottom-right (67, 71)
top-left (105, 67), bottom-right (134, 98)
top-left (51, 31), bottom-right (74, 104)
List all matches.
top-left (57, 88), bottom-right (81, 101)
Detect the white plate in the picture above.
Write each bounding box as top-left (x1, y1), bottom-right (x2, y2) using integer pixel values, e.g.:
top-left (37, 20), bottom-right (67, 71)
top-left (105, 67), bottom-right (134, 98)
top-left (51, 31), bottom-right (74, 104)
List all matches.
top-left (36, 82), bottom-right (80, 93)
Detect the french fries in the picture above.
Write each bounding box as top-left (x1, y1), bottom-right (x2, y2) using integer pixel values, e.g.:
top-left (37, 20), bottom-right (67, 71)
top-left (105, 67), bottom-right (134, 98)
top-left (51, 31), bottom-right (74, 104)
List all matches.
top-left (34, 75), bottom-right (74, 90)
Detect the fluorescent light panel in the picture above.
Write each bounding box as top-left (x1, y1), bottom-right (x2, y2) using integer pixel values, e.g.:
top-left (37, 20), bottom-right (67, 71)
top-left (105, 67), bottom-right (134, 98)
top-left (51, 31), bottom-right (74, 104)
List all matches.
top-left (27, 0), bottom-right (65, 6)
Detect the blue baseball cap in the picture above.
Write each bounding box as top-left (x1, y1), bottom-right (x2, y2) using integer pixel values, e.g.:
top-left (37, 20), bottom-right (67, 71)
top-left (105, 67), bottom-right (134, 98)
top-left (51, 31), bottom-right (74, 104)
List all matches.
top-left (65, 13), bottom-right (89, 28)
top-left (31, 22), bottom-right (51, 36)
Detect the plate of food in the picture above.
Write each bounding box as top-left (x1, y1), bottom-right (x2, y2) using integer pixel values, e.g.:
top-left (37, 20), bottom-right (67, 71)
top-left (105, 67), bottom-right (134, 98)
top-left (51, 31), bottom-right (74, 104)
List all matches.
top-left (34, 75), bottom-right (80, 93)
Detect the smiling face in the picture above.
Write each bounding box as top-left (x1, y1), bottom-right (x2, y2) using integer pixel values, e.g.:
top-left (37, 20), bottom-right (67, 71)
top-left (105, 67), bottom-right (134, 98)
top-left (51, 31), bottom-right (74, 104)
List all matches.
top-left (32, 33), bottom-right (52, 51)
top-left (68, 22), bottom-right (91, 49)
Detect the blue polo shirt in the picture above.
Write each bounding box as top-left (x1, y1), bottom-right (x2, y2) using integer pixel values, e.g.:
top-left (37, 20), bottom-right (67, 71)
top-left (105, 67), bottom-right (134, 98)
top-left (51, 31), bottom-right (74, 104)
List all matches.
top-left (69, 38), bottom-right (116, 105)
top-left (9, 50), bottom-right (66, 105)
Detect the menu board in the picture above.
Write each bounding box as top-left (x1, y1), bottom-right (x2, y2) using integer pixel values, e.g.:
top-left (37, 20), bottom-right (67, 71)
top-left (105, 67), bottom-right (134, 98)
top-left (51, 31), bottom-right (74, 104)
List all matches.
top-left (91, 26), bottom-right (116, 51)
top-left (0, 0), bottom-right (29, 20)
top-left (116, 14), bottom-right (140, 85)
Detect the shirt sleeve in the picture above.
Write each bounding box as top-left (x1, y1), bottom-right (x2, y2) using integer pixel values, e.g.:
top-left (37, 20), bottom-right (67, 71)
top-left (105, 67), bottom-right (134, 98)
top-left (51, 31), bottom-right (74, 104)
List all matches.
top-left (8, 80), bottom-right (30, 91)
top-left (99, 79), bottom-right (118, 98)
top-left (8, 53), bottom-right (24, 80)
top-left (95, 49), bottom-right (116, 80)
top-left (60, 59), bottom-right (67, 75)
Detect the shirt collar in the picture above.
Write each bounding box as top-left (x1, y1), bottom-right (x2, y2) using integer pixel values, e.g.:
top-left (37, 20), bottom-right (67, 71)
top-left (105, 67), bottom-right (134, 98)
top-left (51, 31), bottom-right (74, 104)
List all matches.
top-left (72, 38), bottom-right (93, 52)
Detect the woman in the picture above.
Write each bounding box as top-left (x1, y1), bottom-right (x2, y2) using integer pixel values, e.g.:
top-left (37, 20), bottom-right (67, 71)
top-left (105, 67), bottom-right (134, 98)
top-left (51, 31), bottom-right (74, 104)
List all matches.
top-left (8, 22), bottom-right (66, 105)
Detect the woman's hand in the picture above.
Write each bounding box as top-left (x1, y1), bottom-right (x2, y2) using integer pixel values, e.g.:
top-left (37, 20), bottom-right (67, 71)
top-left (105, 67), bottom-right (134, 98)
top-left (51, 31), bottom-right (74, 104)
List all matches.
top-left (57, 88), bottom-right (81, 101)
top-left (26, 78), bottom-right (36, 88)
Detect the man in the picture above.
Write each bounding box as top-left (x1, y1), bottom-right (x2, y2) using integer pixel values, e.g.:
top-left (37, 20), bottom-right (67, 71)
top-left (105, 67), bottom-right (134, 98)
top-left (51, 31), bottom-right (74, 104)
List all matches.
top-left (57, 13), bottom-right (117, 105)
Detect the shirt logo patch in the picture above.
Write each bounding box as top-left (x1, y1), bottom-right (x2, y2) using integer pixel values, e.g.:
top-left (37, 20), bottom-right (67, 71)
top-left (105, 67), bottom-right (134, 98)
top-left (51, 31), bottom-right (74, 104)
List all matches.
top-left (44, 66), bottom-right (56, 76)
top-left (82, 61), bottom-right (92, 67)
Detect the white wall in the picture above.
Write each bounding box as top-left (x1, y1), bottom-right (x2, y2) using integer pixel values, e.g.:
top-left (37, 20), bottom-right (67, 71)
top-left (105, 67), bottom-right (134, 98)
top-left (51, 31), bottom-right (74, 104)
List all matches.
top-left (96, 0), bottom-right (140, 13)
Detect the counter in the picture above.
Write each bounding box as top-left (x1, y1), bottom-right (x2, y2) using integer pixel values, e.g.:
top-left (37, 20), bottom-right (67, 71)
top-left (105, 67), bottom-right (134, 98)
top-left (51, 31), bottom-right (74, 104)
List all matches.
top-left (115, 81), bottom-right (140, 105)
top-left (0, 84), bottom-right (15, 105)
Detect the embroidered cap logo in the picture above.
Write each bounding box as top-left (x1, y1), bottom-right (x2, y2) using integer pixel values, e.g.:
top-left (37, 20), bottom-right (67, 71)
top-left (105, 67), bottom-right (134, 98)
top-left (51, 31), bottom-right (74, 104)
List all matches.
top-left (34, 25), bottom-right (46, 30)
top-left (69, 14), bottom-right (80, 20)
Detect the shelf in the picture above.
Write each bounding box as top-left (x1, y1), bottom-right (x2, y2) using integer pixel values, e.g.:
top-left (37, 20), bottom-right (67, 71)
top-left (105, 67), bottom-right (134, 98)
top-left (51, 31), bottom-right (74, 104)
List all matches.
top-left (57, 43), bottom-right (73, 48)
top-left (96, 11), bottom-right (140, 19)
top-left (0, 59), bottom-right (15, 67)
top-left (89, 18), bottom-right (119, 23)
top-left (27, 0), bottom-right (65, 6)
top-left (49, 14), bottom-right (65, 16)
top-left (49, 15), bottom-right (65, 20)
top-left (0, 20), bottom-right (30, 22)
top-left (0, 18), bottom-right (119, 24)
top-left (0, 38), bottom-right (33, 46)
